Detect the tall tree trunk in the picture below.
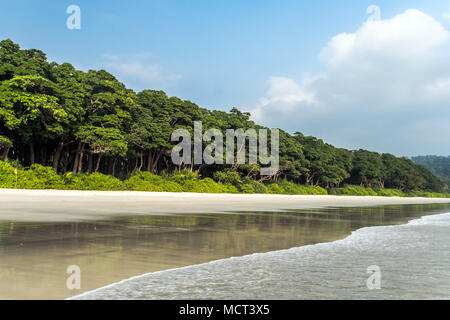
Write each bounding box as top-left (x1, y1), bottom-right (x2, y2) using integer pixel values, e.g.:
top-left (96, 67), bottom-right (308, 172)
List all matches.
top-left (147, 151), bottom-right (153, 173)
top-left (29, 144), bottom-right (35, 165)
top-left (95, 154), bottom-right (102, 172)
top-left (77, 143), bottom-right (85, 173)
top-left (196, 164), bottom-right (206, 174)
top-left (164, 157), bottom-right (170, 172)
top-left (63, 151), bottom-right (70, 174)
top-left (138, 152), bottom-right (143, 171)
top-left (52, 141), bottom-right (65, 172)
top-left (151, 149), bottom-right (163, 174)
top-left (21, 145), bottom-right (25, 164)
top-left (72, 154), bottom-right (79, 174)
top-left (77, 153), bottom-right (84, 173)
top-left (78, 153), bottom-right (84, 173)
top-left (133, 157), bottom-right (138, 172)
top-left (72, 142), bottom-right (82, 174)
top-left (87, 153), bottom-right (94, 173)
top-left (111, 157), bottom-right (117, 176)
top-left (41, 145), bottom-right (47, 165)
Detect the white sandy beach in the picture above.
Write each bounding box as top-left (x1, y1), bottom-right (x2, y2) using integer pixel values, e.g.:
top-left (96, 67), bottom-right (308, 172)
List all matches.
top-left (1, 189), bottom-right (449, 222)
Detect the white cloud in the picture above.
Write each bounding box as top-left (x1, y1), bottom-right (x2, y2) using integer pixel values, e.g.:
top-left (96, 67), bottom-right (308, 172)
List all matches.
top-left (256, 77), bottom-right (317, 114)
top-left (321, 9), bottom-right (448, 65)
top-left (102, 53), bottom-right (181, 90)
top-left (250, 9), bottom-right (450, 156)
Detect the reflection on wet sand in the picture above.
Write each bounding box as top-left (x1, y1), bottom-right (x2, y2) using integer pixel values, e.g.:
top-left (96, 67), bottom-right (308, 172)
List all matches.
top-left (0, 203), bottom-right (449, 299)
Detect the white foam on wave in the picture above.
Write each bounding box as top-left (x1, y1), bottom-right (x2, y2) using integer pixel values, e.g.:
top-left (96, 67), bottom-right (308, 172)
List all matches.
top-left (407, 212), bottom-right (450, 226)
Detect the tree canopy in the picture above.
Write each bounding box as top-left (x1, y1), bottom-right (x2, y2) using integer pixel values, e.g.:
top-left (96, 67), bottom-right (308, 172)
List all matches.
top-left (0, 39), bottom-right (445, 193)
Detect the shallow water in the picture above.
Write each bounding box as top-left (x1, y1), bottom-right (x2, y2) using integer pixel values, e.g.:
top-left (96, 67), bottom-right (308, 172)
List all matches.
top-left (74, 209), bottom-right (450, 300)
top-left (0, 203), bottom-right (449, 299)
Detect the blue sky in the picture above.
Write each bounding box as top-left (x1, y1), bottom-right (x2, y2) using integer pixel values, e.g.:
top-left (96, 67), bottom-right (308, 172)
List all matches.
top-left (1, 0), bottom-right (450, 155)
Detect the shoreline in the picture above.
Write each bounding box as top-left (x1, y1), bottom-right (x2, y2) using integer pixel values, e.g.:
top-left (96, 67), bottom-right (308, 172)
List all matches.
top-left (1, 188), bottom-right (450, 222)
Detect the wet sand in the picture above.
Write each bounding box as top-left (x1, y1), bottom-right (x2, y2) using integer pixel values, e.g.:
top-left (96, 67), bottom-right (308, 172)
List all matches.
top-left (1, 189), bottom-right (449, 222)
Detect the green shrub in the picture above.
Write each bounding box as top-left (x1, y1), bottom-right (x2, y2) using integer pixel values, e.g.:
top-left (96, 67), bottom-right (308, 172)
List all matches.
top-left (240, 184), bottom-right (255, 194)
top-left (163, 181), bottom-right (184, 192)
top-left (310, 186), bottom-right (328, 195)
top-left (125, 172), bottom-right (164, 192)
top-left (169, 169), bottom-right (200, 184)
top-left (76, 172), bottom-right (125, 191)
top-left (273, 180), bottom-right (327, 195)
top-left (2, 160), bottom-right (446, 197)
top-left (213, 171), bottom-right (241, 185)
top-left (223, 183), bottom-right (239, 193)
top-left (242, 178), bottom-right (267, 194)
top-left (125, 171), bottom-right (183, 192)
top-left (375, 188), bottom-right (405, 197)
top-left (200, 178), bottom-right (227, 193)
top-left (16, 164), bottom-right (64, 189)
top-left (0, 161), bottom-right (16, 188)
top-left (329, 185), bottom-right (377, 196)
top-left (60, 172), bottom-right (82, 190)
top-left (276, 180), bottom-right (299, 194)
top-left (180, 178), bottom-right (226, 193)
top-left (405, 190), bottom-right (450, 198)
top-left (5, 158), bottom-right (23, 170)
top-left (179, 180), bottom-right (198, 192)
top-left (267, 183), bottom-right (284, 194)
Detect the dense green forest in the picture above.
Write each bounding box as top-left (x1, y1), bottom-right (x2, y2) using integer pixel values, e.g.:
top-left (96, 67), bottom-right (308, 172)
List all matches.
top-left (412, 156), bottom-right (450, 190)
top-left (0, 39), bottom-right (448, 197)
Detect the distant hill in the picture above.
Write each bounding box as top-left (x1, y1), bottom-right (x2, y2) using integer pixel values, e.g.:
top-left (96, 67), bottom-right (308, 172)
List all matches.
top-left (412, 156), bottom-right (450, 189)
